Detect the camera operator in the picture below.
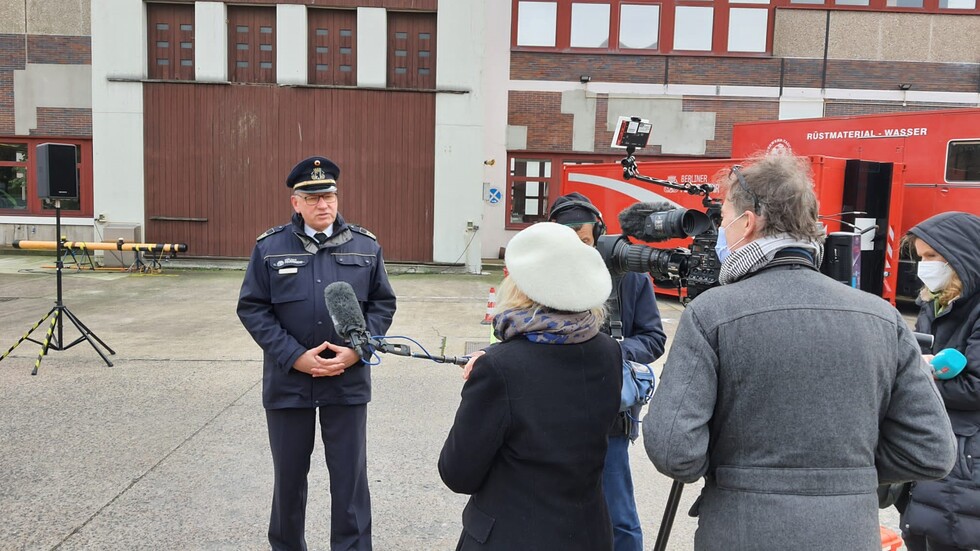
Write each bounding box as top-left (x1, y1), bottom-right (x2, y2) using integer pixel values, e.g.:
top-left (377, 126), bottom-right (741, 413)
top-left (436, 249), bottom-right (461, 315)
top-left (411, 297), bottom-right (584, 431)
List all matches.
top-left (642, 154), bottom-right (955, 550)
top-left (549, 193), bottom-right (667, 551)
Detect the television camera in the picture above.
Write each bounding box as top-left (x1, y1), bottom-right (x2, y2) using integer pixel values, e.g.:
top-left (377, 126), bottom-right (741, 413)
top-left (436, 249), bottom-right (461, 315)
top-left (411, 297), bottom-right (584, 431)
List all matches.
top-left (598, 116), bottom-right (723, 301)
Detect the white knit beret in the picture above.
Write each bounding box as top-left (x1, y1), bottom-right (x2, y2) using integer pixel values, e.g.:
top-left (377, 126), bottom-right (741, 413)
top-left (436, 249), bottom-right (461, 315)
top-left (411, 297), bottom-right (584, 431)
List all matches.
top-left (504, 222), bottom-right (612, 312)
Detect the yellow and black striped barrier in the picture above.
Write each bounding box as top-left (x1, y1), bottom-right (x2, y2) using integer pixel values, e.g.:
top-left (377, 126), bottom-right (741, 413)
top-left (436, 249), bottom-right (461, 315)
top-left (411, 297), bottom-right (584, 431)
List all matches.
top-left (13, 240), bottom-right (188, 253)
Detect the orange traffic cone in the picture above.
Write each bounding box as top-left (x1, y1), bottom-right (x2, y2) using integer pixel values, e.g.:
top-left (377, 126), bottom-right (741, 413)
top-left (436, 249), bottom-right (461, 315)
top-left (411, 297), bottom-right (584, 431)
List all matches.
top-left (481, 287), bottom-right (496, 325)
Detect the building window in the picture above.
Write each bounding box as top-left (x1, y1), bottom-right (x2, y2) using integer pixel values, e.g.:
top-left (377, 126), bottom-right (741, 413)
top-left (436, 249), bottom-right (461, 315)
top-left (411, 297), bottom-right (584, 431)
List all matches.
top-left (727, 8), bottom-right (768, 52)
top-left (0, 143), bottom-right (28, 211)
top-left (147, 2), bottom-right (195, 80)
top-left (570, 3), bottom-right (611, 48)
top-left (674, 6), bottom-right (714, 51)
top-left (508, 158), bottom-right (553, 227)
top-left (308, 9), bottom-right (357, 85)
top-left (517, 1), bottom-right (558, 46)
top-left (946, 140), bottom-right (980, 182)
top-left (619, 4), bottom-right (660, 49)
top-left (228, 6), bottom-right (276, 84)
top-left (941, 0), bottom-right (976, 7)
top-left (0, 140), bottom-right (91, 216)
top-left (387, 12), bottom-right (437, 89)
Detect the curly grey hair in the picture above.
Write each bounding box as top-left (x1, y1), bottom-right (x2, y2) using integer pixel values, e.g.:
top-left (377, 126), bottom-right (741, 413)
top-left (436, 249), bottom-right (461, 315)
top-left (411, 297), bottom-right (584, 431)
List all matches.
top-left (722, 154), bottom-right (825, 243)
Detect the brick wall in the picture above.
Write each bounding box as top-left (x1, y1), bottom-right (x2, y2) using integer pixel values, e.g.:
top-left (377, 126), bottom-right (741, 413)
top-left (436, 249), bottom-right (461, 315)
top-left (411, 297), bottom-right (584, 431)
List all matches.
top-left (511, 52), bottom-right (667, 83)
top-left (0, 71), bottom-right (13, 135)
top-left (26, 35), bottom-right (90, 64)
top-left (32, 108), bottom-right (92, 137)
top-left (826, 100), bottom-right (977, 117)
top-left (683, 98), bottom-right (780, 157)
top-left (826, 60), bottom-right (980, 93)
top-left (509, 91), bottom-right (574, 152)
top-left (0, 35), bottom-right (92, 138)
top-left (510, 89), bottom-right (782, 157)
top-left (0, 34), bottom-right (26, 136)
top-left (512, 51), bottom-right (980, 93)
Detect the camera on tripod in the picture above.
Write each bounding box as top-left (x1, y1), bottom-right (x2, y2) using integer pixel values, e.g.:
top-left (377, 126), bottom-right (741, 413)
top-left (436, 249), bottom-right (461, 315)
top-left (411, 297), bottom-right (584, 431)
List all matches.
top-left (596, 117), bottom-right (724, 302)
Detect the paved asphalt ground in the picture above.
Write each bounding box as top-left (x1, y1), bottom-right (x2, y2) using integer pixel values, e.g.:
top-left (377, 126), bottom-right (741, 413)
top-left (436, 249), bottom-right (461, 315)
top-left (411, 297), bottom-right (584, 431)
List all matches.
top-left (0, 253), bottom-right (907, 550)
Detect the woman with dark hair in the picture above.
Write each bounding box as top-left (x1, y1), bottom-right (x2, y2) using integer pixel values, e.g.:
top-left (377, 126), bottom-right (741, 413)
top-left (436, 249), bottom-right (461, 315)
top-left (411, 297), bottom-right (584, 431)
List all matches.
top-left (900, 211), bottom-right (980, 551)
top-left (439, 222), bottom-right (623, 551)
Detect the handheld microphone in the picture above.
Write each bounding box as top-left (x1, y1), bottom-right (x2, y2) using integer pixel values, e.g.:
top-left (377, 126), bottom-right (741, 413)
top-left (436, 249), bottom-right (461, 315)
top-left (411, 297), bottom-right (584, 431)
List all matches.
top-left (324, 282), bottom-right (374, 360)
top-left (618, 202), bottom-right (711, 242)
top-left (912, 331), bottom-right (934, 351)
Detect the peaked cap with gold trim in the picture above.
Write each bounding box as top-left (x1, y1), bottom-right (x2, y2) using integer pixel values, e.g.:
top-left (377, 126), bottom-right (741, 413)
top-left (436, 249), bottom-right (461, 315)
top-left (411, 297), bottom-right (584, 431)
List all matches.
top-left (286, 156), bottom-right (339, 193)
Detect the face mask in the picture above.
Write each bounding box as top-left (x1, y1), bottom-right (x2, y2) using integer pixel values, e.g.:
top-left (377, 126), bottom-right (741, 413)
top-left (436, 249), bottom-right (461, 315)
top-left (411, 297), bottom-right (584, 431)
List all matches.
top-left (714, 212), bottom-right (747, 264)
top-left (917, 261), bottom-right (952, 293)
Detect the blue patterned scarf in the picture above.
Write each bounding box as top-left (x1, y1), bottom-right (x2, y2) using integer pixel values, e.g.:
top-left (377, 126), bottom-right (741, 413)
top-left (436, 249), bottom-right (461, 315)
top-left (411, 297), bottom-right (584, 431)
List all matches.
top-left (493, 307), bottom-right (600, 344)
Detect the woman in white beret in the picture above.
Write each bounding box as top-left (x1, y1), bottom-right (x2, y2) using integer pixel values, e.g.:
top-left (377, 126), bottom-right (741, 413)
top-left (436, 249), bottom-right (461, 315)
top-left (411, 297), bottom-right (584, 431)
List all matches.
top-left (439, 222), bottom-right (623, 551)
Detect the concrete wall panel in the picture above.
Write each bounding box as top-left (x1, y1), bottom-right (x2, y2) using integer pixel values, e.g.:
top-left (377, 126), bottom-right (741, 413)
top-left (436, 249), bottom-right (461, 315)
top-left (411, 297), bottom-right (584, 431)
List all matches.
top-left (773, 10), bottom-right (826, 59)
top-left (356, 7), bottom-right (386, 87)
top-left (0, 0), bottom-right (26, 34)
top-left (777, 10), bottom-right (980, 63)
top-left (27, 0), bottom-right (90, 36)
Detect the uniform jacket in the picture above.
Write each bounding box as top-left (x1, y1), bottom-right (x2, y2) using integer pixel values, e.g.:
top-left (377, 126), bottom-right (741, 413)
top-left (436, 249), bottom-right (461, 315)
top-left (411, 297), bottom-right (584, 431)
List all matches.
top-left (902, 212), bottom-right (980, 548)
top-left (643, 258), bottom-right (955, 551)
top-left (237, 212), bottom-right (396, 409)
top-left (439, 335), bottom-right (623, 551)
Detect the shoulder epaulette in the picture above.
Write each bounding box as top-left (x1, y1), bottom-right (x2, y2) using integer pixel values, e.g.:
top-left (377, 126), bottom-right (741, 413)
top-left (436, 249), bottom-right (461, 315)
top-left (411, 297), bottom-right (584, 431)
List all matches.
top-left (256, 225), bottom-right (287, 242)
top-left (349, 224), bottom-right (377, 241)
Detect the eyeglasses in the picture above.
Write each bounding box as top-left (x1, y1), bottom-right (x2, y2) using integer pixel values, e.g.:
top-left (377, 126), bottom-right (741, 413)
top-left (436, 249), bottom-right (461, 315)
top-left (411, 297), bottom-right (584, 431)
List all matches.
top-left (730, 165), bottom-right (761, 214)
top-left (296, 193), bottom-right (338, 206)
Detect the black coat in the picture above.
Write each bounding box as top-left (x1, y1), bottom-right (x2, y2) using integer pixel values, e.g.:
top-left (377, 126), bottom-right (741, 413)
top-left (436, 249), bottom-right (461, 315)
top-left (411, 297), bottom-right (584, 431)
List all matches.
top-left (439, 335), bottom-right (623, 550)
top-left (902, 211), bottom-right (980, 548)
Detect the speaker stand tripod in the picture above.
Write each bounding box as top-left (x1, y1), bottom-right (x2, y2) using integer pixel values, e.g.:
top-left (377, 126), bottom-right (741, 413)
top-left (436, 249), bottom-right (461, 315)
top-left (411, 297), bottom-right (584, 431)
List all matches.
top-left (0, 200), bottom-right (115, 374)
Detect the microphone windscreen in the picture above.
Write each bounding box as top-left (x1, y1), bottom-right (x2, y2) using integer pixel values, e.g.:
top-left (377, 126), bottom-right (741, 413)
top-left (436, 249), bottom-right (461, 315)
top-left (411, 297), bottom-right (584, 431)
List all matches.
top-left (618, 202), bottom-right (674, 238)
top-left (324, 282), bottom-right (367, 336)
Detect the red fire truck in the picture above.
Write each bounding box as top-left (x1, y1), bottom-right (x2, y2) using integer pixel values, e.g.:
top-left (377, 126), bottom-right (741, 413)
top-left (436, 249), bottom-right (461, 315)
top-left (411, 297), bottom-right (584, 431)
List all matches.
top-left (562, 155), bottom-right (905, 304)
top-left (732, 108), bottom-right (980, 297)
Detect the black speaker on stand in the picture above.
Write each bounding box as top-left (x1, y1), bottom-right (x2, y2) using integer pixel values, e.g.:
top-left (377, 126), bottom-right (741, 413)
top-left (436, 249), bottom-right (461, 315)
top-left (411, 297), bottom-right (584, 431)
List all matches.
top-left (0, 143), bottom-right (114, 374)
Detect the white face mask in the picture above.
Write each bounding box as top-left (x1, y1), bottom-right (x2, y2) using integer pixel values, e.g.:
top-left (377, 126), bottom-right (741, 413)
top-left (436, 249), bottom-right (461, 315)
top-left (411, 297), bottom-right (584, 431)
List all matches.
top-left (917, 261), bottom-right (952, 293)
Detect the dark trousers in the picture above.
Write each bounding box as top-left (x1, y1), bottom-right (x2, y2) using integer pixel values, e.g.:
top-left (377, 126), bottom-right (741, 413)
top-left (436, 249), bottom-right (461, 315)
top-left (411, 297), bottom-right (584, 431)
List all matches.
top-left (266, 405), bottom-right (371, 551)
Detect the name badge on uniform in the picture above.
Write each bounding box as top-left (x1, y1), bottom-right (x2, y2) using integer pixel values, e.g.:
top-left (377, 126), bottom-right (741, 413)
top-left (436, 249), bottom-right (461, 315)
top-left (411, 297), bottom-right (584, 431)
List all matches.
top-left (278, 267), bottom-right (298, 274)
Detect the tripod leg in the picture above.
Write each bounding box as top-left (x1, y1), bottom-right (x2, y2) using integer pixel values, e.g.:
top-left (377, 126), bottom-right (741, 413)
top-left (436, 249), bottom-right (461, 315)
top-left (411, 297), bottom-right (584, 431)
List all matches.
top-left (652, 480), bottom-right (685, 551)
top-left (0, 309), bottom-right (56, 365)
top-left (60, 307), bottom-right (115, 366)
top-left (32, 310), bottom-right (61, 375)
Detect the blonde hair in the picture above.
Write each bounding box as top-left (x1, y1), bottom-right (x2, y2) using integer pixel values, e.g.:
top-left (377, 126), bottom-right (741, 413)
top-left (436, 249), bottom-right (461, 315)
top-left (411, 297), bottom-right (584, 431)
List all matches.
top-left (901, 233), bottom-right (963, 307)
top-left (494, 275), bottom-right (606, 321)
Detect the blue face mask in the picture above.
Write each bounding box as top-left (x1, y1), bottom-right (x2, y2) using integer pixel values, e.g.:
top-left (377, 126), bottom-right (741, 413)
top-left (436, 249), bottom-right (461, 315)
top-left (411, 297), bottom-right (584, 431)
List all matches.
top-left (714, 212), bottom-right (746, 264)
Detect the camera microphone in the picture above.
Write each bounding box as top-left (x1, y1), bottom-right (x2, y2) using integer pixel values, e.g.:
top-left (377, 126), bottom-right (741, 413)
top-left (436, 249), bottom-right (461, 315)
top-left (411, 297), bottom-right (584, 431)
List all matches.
top-left (618, 202), bottom-right (711, 242)
top-left (324, 281), bottom-right (374, 361)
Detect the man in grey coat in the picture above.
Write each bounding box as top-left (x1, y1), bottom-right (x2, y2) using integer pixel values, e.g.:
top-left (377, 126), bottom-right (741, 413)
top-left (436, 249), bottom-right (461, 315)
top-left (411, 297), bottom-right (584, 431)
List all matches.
top-left (643, 154), bottom-right (956, 551)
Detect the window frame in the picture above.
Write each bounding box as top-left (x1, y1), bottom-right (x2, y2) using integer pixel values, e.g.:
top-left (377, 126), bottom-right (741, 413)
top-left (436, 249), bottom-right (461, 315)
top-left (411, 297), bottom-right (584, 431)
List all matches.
top-left (945, 139), bottom-right (980, 183)
top-left (308, 8), bottom-right (358, 86)
top-left (147, 2), bottom-right (196, 81)
top-left (0, 138), bottom-right (93, 217)
top-left (387, 11), bottom-right (438, 89)
top-left (505, 152), bottom-right (639, 230)
top-left (227, 5), bottom-right (277, 84)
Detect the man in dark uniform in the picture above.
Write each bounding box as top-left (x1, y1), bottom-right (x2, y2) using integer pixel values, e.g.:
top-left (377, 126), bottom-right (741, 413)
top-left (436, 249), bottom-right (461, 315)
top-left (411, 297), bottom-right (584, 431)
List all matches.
top-left (237, 156), bottom-right (396, 551)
